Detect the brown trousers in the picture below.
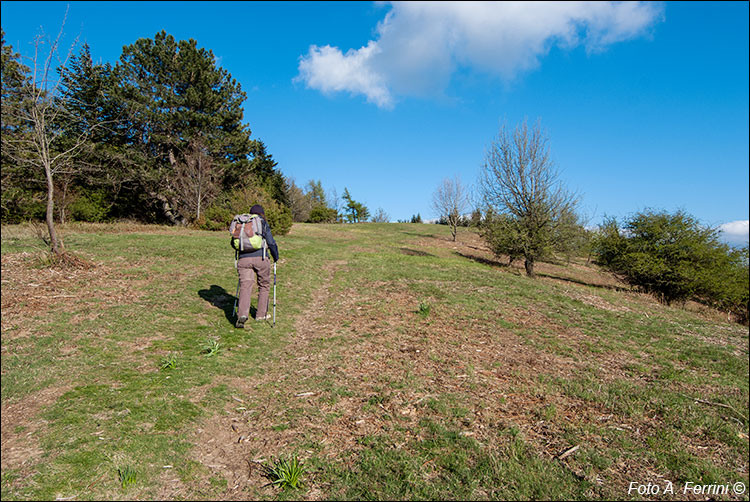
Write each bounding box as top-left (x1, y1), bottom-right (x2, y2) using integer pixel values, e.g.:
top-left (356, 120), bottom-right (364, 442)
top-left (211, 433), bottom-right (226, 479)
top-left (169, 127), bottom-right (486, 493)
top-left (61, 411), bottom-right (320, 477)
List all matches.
top-left (237, 255), bottom-right (271, 319)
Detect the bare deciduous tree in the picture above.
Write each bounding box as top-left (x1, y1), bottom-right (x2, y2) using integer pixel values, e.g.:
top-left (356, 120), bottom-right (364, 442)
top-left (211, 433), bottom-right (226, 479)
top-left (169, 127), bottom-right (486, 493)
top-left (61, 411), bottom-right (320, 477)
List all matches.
top-left (284, 177), bottom-right (312, 222)
top-left (480, 119), bottom-right (578, 276)
top-left (1, 12), bottom-right (91, 257)
top-left (431, 176), bottom-right (470, 242)
top-left (169, 137), bottom-right (222, 223)
top-left (326, 186), bottom-right (341, 218)
top-left (371, 207), bottom-right (390, 223)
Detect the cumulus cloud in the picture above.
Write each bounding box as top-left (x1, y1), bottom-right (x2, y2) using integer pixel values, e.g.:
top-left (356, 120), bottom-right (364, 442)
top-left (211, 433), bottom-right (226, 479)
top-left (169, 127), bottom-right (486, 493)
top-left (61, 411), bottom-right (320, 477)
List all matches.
top-left (297, 41), bottom-right (393, 108)
top-left (719, 220), bottom-right (750, 245)
top-left (296, 1), bottom-right (663, 107)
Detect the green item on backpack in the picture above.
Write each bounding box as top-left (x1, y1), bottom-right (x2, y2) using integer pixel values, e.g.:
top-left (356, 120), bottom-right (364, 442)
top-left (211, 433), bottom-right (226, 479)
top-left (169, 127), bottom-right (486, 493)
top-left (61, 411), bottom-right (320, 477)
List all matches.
top-left (230, 213), bottom-right (265, 252)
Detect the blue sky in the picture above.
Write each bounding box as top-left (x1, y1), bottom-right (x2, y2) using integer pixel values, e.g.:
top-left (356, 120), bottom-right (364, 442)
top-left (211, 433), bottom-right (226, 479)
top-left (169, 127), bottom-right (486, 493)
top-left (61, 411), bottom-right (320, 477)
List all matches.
top-left (1, 1), bottom-right (748, 243)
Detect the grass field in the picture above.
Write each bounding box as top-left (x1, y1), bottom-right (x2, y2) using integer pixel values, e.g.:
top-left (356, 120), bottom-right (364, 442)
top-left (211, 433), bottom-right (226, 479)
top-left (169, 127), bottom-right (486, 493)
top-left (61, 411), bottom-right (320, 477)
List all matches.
top-left (1, 222), bottom-right (748, 500)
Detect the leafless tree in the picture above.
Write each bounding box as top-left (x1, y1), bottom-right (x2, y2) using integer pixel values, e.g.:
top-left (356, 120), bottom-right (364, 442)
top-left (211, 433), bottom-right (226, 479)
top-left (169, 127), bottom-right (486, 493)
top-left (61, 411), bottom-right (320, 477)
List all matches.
top-left (0, 11), bottom-right (90, 256)
top-left (480, 119), bottom-right (578, 276)
top-left (53, 171), bottom-right (77, 224)
top-left (371, 207), bottom-right (390, 223)
top-left (326, 186), bottom-right (343, 222)
top-left (431, 176), bottom-right (470, 242)
top-left (169, 137), bottom-right (222, 223)
top-left (284, 177), bottom-right (312, 222)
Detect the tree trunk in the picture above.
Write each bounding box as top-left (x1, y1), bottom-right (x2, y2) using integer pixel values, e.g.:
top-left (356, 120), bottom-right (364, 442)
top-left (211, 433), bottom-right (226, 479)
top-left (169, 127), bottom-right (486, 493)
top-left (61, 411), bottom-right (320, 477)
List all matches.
top-left (45, 165), bottom-right (63, 255)
top-left (524, 257), bottom-right (535, 277)
top-left (151, 191), bottom-right (184, 226)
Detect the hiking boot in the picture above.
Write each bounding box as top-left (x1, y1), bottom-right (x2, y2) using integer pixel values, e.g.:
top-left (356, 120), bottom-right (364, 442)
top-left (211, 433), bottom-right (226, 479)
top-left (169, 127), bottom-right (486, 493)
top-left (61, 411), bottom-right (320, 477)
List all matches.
top-left (235, 315), bottom-right (248, 329)
top-left (256, 314), bottom-right (271, 322)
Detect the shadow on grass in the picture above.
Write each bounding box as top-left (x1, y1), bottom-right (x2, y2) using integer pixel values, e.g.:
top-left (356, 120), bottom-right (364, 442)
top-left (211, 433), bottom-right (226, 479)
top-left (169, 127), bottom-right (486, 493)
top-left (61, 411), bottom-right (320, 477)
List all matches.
top-left (399, 230), bottom-right (440, 238)
top-left (400, 247), bottom-right (436, 257)
top-left (198, 285), bottom-right (257, 325)
top-left (534, 272), bottom-right (631, 292)
top-left (454, 251), bottom-right (512, 270)
top-left (455, 250), bottom-right (631, 292)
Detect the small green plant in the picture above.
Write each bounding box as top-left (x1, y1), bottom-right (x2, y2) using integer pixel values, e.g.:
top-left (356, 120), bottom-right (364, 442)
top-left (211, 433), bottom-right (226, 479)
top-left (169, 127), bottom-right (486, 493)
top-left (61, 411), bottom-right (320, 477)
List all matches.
top-left (159, 353), bottom-right (177, 370)
top-left (202, 339), bottom-right (221, 357)
top-left (118, 465), bottom-right (137, 489)
top-left (417, 302), bottom-right (431, 318)
top-left (263, 455), bottom-right (304, 490)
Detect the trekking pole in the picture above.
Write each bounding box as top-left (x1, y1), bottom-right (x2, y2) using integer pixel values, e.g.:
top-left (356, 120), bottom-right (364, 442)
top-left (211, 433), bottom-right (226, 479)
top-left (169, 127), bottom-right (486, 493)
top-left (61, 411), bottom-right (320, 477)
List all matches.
top-left (233, 276), bottom-right (240, 320)
top-left (273, 262), bottom-right (277, 328)
top-left (233, 249), bottom-right (239, 320)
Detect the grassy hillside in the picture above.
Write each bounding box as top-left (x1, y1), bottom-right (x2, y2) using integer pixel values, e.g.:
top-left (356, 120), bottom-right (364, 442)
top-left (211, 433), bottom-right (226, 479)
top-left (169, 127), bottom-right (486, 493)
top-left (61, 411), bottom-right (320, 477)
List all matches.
top-left (1, 222), bottom-right (748, 500)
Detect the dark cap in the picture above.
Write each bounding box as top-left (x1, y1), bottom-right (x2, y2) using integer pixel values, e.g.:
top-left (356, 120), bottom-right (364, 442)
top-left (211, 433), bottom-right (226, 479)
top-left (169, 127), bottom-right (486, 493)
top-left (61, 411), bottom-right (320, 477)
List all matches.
top-left (250, 204), bottom-right (265, 217)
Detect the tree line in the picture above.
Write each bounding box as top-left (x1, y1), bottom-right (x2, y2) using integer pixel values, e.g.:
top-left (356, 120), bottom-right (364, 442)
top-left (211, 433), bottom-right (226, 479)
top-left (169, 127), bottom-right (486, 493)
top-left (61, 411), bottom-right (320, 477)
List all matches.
top-left (1, 27), bottom-right (377, 247)
top-left (2, 29), bottom-right (281, 228)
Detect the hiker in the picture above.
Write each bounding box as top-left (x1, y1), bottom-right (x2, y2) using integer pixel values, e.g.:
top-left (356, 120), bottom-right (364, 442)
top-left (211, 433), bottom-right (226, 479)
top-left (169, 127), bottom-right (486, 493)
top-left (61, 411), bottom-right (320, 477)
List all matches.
top-left (234, 204), bottom-right (279, 329)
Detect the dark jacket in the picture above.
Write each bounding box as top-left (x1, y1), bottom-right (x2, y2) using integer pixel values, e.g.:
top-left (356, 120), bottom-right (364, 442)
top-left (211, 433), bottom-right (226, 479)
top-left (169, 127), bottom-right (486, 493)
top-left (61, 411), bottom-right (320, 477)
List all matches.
top-left (238, 217), bottom-right (279, 262)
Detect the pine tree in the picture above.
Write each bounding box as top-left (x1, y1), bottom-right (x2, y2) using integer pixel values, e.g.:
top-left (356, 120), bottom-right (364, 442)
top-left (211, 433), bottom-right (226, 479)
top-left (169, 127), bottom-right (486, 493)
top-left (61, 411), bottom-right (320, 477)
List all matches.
top-left (1, 30), bottom-right (39, 222)
top-left (114, 31), bottom-right (254, 223)
top-left (342, 188), bottom-right (369, 223)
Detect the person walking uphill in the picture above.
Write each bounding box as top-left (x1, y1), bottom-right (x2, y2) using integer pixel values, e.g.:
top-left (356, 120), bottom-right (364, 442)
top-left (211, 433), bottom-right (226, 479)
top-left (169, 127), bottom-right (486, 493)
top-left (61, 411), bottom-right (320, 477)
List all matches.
top-left (231, 205), bottom-right (279, 329)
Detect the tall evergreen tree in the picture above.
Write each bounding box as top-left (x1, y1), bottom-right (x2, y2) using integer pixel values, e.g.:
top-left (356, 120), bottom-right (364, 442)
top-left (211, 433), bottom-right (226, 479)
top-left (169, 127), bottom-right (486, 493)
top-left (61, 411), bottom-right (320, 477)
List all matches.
top-left (57, 43), bottom-right (131, 221)
top-left (306, 180), bottom-right (326, 208)
top-left (114, 31), bottom-right (253, 223)
top-left (249, 140), bottom-right (287, 206)
top-left (1, 30), bottom-right (40, 222)
top-left (342, 187), bottom-right (369, 223)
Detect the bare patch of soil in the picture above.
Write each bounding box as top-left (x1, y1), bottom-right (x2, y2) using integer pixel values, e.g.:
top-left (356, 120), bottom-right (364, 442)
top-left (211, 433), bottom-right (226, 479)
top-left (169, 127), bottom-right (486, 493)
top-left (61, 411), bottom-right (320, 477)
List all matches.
top-left (1, 252), bottom-right (149, 341)
top-left (1, 385), bottom-right (71, 473)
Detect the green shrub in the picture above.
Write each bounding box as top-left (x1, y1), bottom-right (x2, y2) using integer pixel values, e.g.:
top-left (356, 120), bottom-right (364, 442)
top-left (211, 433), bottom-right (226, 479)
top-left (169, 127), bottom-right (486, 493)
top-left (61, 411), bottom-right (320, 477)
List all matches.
top-left (197, 205), bottom-right (233, 231)
top-left (265, 203), bottom-right (293, 236)
top-left (593, 209), bottom-right (748, 322)
top-left (1, 187), bottom-right (46, 223)
top-left (69, 189), bottom-right (111, 222)
top-left (196, 184), bottom-right (292, 235)
top-left (481, 213), bottom-right (527, 266)
top-left (308, 206), bottom-right (338, 223)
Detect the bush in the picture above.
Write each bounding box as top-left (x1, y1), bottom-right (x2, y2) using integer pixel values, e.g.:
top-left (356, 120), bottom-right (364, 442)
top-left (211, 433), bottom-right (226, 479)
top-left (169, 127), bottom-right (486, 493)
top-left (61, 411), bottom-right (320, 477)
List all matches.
top-left (481, 213), bottom-right (526, 265)
top-left (69, 189), bottom-right (111, 222)
top-left (308, 206), bottom-right (338, 223)
top-left (197, 205), bottom-right (233, 231)
top-left (197, 184), bottom-right (293, 235)
top-left (1, 187), bottom-right (46, 223)
top-left (593, 209), bottom-right (748, 322)
top-left (265, 204), bottom-right (293, 235)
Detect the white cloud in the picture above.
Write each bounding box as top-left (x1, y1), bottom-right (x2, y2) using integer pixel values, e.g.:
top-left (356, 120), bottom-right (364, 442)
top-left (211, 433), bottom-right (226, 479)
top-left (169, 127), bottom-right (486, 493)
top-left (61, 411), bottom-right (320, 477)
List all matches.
top-left (297, 41), bottom-right (393, 108)
top-left (719, 220), bottom-right (750, 245)
top-left (296, 1), bottom-right (663, 108)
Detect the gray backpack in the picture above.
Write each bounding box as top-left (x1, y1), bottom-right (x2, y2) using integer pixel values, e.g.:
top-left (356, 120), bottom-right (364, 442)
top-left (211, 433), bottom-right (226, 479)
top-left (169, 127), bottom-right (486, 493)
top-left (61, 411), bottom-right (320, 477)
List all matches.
top-left (229, 214), bottom-right (265, 252)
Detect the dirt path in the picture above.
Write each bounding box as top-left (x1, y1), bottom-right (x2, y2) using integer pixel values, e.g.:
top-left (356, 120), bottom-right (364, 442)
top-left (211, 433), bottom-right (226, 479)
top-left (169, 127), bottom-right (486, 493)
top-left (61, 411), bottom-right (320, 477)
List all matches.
top-left (185, 259), bottom-right (347, 500)
top-left (182, 236), bottom-right (749, 500)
